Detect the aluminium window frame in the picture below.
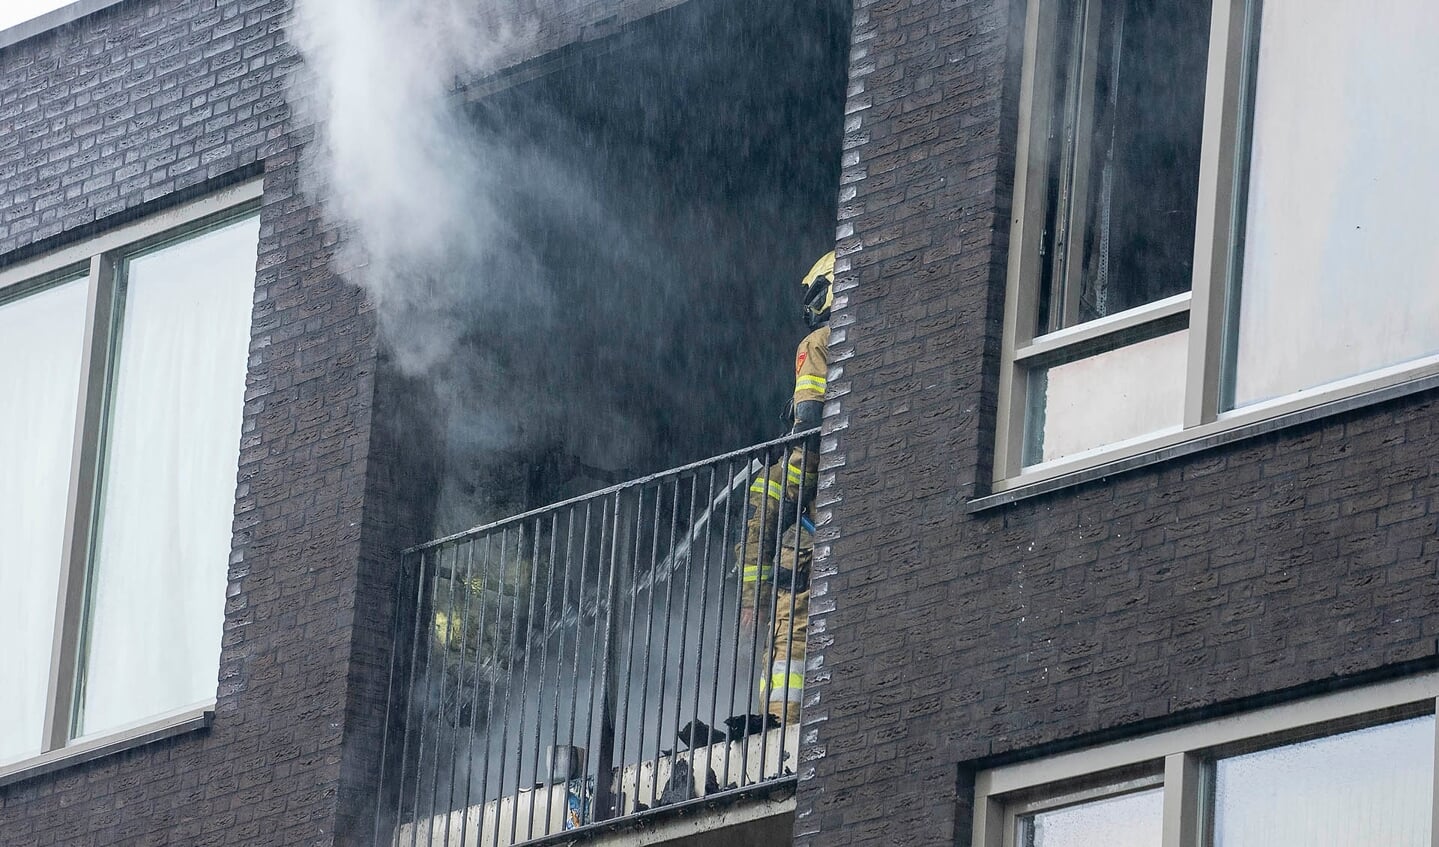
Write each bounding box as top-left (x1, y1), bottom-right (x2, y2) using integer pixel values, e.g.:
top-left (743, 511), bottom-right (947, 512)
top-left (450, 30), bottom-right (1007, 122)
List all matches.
top-left (972, 671), bottom-right (1439, 847)
top-left (990, 0), bottom-right (1439, 494)
top-left (0, 179), bottom-right (262, 781)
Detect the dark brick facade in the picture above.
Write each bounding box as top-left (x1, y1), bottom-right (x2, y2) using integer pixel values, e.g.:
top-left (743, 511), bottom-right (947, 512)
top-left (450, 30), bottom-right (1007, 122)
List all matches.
top-left (0, 1), bottom-right (391, 844)
top-left (800, 0), bottom-right (1439, 845)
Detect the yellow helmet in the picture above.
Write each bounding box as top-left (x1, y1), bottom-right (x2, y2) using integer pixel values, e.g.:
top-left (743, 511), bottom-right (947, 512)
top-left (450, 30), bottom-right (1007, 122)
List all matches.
top-left (800, 251), bottom-right (836, 329)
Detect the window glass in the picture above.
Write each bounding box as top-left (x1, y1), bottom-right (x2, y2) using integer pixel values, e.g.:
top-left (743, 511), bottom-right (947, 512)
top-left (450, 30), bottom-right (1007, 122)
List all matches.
top-left (1213, 715), bottom-right (1434, 847)
top-left (1036, 0), bottom-right (1209, 333)
top-left (0, 278), bottom-right (88, 763)
top-left (1020, 787), bottom-right (1162, 847)
top-left (1024, 330), bottom-right (1187, 466)
top-left (1227, 1), bottom-right (1439, 408)
top-left (74, 215), bottom-right (259, 738)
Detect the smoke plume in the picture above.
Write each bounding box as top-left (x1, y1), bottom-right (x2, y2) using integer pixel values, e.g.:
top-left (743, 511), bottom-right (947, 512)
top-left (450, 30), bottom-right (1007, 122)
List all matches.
top-left (288, 0), bottom-right (538, 373)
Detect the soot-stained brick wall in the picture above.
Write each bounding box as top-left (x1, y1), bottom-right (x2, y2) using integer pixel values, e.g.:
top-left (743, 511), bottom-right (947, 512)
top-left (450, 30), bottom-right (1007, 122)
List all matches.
top-left (801, 0), bottom-right (1439, 845)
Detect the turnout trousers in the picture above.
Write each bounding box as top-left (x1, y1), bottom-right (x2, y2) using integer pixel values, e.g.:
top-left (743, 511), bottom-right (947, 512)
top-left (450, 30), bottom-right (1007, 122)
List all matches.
top-left (738, 443), bottom-right (817, 724)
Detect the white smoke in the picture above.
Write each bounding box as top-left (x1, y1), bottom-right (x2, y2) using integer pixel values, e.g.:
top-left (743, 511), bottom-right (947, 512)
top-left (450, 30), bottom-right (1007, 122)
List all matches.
top-left (287, 0), bottom-right (539, 374)
top-left (283, 0), bottom-right (828, 535)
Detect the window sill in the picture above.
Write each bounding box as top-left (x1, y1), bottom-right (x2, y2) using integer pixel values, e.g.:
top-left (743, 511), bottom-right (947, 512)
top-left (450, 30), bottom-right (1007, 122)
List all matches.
top-left (0, 703), bottom-right (214, 788)
top-left (0, 1), bottom-right (126, 50)
top-left (969, 366), bottom-right (1439, 512)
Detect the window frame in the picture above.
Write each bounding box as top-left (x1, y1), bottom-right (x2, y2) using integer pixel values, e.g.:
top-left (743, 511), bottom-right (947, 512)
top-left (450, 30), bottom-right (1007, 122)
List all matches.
top-left (990, 0), bottom-right (1439, 493)
top-left (1002, 771), bottom-right (1165, 847)
top-left (0, 179), bottom-right (262, 783)
top-left (972, 672), bottom-right (1439, 847)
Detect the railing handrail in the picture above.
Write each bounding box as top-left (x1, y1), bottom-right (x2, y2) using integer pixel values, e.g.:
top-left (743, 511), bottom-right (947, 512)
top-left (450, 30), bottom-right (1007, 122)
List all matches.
top-left (404, 428), bottom-right (820, 555)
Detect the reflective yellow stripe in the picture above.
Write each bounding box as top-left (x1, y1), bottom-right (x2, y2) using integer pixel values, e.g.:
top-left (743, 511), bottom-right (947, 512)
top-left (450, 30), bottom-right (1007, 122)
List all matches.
top-left (769, 672), bottom-right (804, 690)
top-left (749, 478), bottom-right (784, 501)
top-left (742, 565), bottom-right (774, 583)
top-left (785, 464), bottom-right (817, 486)
top-left (765, 671), bottom-right (805, 703)
top-left (794, 375), bottom-right (827, 394)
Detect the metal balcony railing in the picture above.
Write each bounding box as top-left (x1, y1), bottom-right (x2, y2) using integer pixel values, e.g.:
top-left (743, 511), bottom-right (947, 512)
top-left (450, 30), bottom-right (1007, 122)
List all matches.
top-left (373, 431), bottom-right (819, 847)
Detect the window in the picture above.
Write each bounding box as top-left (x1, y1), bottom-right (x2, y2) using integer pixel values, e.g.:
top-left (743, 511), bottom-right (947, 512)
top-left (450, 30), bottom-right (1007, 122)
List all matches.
top-left (993, 0), bottom-right (1439, 489)
top-left (973, 674), bottom-right (1439, 847)
top-left (1212, 718), bottom-right (1433, 846)
top-left (1012, 778), bottom-right (1162, 847)
top-left (0, 182), bottom-right (260, 777)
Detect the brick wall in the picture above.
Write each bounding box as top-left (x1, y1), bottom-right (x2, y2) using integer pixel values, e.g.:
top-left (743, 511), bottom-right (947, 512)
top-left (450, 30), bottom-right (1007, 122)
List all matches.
top-left (0, 1), bottom-right (420, 844)
top-left (800, 0), bottom-right (1439, 845)
top-left (0, 1), bottom-right (377, 844)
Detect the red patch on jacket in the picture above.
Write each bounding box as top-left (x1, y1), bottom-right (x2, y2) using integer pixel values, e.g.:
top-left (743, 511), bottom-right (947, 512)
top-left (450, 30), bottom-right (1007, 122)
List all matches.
top-left (795, 351), bottom-right (807, 374)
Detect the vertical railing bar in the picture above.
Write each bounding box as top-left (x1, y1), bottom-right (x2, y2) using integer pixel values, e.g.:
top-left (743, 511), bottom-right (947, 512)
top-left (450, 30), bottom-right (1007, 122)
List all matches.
top-left (759, 460), bottom-right (789, 783)
top-left (373, 551), bottom-right (415, 847)
top-left (474, 531), bottom-right (510, 847)
top-left (743, 448), bottom-right (774, 784)
top-left (509, 517), bottom-right (544, 843)
top-left (444, 542), bottom-right (476, 844)
top-left (431, 543), bottom-right (465, 846)
top-left (563, 502), bottom-right (592, 826)
top-left (636, 482), bottom-right (665, 807)
top-left (458, 537), bottom-right (489, 847)
top-left (670, 472), bottom-right (701, 795)
top-left (492, 528), bottom-right (525, 847)
top-left (409, 545), bottom-right (442, 847)
top-left (761, 438), bottom-right (800, 783)
top-left (393, 549), bottom-right (430, 847)
top-left (606, 490), bottom-right (633, 813)
top-left (421, 546), bottom-right (443, 847)
top-left (688, 466), bottom-right (718, 795)
top-left (530, 512), bottom-right (561, 839)
top-left (778, 440), bottom-right (810, 775)
top-left (591, 494), bottom-right (622, 820)
top-left (651, 476), bottom-right (683, 804)
top-left (438, 545), bottom-right (463, 842)
top-left (612, 487), bottom-right (646, 812)
top-left (718, 457), bottom-right (741, 791)
top-left (584, 497), bottom-right (609, 821)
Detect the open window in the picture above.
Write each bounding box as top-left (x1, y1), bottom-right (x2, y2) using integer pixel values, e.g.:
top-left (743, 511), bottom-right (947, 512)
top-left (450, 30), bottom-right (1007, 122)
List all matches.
top-left (992, 0), bottom-right (1439, 492)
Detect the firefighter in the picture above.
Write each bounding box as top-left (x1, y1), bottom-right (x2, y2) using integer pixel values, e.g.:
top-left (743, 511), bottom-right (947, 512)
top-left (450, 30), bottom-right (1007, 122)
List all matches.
top-left (739, 250), bottom-right (833, 725)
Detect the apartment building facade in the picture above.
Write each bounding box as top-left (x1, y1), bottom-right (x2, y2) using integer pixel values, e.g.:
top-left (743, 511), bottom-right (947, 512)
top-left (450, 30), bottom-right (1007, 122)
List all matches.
top-left (803, 0), bottom-right (1439, 844)
top-left (1, 0), bottom-right (1436, 846)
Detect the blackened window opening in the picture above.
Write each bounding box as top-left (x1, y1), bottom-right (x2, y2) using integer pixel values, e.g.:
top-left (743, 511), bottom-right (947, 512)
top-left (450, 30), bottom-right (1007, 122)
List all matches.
top-left (1036, 0), bottom-right (1210, 335)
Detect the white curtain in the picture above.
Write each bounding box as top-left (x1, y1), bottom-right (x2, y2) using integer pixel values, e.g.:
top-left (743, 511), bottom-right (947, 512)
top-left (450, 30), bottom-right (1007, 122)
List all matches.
top-left (76, 215), bottom-right (258, 738)
top-left (0, 278), bottom-right (88, 764)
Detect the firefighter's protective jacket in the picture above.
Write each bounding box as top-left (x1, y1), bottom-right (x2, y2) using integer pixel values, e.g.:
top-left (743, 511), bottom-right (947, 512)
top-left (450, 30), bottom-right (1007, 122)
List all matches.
top-left (792, 325), bottom-right (830, 407)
